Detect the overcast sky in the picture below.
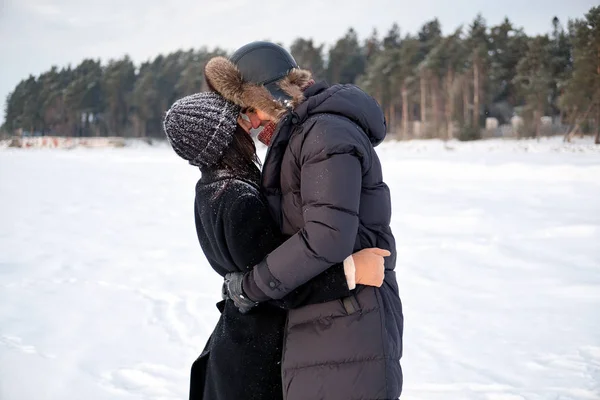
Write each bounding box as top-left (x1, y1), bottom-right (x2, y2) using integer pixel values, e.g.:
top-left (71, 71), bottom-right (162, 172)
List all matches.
top-left (1, 0), bottom-right (597, 124)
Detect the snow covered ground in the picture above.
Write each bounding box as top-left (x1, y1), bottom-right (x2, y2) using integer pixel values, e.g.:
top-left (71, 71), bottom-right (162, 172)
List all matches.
top-left (1, 136), bottom-right (599, 400)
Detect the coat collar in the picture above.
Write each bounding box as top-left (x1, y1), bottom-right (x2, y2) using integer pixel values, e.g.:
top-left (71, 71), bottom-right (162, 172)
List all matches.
top-left (200, 168), bottom-right (260, 190)
top-left (200, 169), bottom-right (236, 183)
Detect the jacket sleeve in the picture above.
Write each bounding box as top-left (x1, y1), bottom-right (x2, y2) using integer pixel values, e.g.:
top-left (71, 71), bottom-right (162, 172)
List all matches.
top-left (271, 263), bottom-right (351, 309)
top-left (224, 192), bottom-right (351, 309)
top-left (248, 118), bottom-right (368, 300)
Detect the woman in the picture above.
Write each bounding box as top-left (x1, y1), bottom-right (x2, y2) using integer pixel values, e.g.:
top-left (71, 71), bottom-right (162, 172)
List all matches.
top-left (163, 92), bottom-right (389, 400)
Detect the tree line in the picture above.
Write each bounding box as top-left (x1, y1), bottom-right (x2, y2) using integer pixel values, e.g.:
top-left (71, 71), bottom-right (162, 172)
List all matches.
top-left (2, 6), bottom-right (599, 142)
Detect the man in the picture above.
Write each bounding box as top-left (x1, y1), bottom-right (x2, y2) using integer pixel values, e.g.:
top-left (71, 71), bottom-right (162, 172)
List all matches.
top-left (204, 41), bottom-right (403, 400)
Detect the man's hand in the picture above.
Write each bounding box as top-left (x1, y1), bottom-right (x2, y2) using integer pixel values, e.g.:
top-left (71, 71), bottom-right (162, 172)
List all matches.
top-left (352, 248), bottom-right (389, 288)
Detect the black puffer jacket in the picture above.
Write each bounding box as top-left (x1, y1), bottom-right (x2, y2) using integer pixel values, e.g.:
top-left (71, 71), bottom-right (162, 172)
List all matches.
top-left (248, 82), bottom-right (404, 400)
top-left (190, 169), bottom-right (352, 400)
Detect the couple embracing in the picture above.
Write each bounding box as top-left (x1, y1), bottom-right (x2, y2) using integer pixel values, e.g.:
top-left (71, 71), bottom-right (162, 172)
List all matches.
top-left (164, 41), bottom-right (403, 400)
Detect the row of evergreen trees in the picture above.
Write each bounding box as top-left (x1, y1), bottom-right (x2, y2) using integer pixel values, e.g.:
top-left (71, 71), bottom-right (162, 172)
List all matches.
top-left (2, 6), bottom-right (599, 141)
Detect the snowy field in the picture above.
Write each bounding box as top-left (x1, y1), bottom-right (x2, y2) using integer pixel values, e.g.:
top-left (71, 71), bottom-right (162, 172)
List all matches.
top-left (1, 137), bottom-right (599, 400)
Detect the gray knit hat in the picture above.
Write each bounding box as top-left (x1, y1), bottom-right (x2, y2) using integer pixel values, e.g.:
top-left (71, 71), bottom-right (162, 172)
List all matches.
top-left (163, 92), bottom-right (241, 168)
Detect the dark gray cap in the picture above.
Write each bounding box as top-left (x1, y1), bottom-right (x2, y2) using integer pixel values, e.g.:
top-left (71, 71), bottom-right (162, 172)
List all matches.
top-left (230, 41), bottom-right (299, 102)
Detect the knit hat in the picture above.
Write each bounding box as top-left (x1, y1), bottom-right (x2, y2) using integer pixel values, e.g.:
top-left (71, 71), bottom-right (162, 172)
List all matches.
top-left (163, 92), bottom-right (241, 168)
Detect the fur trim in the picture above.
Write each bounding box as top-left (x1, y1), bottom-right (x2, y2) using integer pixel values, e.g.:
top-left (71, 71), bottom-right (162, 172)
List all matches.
top-left (204, 56), bottom-right (312, 122)
top-left (204, 57), bottom-right (247, 105)
top-left (278, 68), bottom-right (312, 104)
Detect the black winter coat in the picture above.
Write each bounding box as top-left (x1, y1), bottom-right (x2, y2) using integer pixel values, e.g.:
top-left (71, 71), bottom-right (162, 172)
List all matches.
top-left (246, 82), bottom-right (404, 400)
top-left (190, 169), bottom-right (352, 400)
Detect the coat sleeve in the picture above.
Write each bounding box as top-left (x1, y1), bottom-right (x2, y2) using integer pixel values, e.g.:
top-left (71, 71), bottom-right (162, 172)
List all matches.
top-left (224, 192), bottom-right (351, 309)
top-left (249, 118), bottom-right (368, 300)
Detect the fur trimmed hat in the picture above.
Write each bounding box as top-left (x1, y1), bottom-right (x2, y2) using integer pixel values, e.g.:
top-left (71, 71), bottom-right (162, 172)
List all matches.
top-left (163, 92), bottom-right (241, 168)
top-left (204, 41), bottom-right (313, 122)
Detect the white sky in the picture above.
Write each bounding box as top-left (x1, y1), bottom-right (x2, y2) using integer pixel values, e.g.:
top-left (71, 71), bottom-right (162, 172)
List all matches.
top-left (1, 0), bottom-right (597, 124)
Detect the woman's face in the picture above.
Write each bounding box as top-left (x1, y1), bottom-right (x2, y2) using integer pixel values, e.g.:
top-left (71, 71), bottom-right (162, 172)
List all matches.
top-left (238, 109), bottom-right (272, 133)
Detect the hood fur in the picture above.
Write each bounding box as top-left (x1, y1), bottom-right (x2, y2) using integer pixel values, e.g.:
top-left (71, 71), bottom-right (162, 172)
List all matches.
top-left (204, 56), bottom-right (313, 122)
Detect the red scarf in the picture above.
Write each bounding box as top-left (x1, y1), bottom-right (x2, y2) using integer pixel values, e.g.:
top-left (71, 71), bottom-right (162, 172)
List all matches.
top-left (257, 122), bottom-right (277, 146)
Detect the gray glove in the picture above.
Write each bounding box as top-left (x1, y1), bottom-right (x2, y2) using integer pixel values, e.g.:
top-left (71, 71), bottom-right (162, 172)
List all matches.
top-left (224, 272), bottom-right (258, 314)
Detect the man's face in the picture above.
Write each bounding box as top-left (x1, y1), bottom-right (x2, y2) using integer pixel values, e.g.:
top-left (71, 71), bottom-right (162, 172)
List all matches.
top-left (237, 108), bottom-right (273, 134)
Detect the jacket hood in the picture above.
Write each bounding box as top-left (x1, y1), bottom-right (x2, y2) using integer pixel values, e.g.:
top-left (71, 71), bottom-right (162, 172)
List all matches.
top-left (295, 82), bottom-right (387, 146)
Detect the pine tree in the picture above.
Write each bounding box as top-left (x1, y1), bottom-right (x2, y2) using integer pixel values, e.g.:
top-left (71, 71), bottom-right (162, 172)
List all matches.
top-left (131, 61), bottom-right (159, 138)
top-left (290, 39), bottom-right (326, 80)
top-left (514, 36), bottom-right (554, 138)
top-left (416, 19), bottom-right (443, 136)
top-left (63, 59), bottom-right (104, 136)
top-left (467, 15), bottom-right (490, 128)
top-left (561, 7), bottom-right (600, 143)
top-left (488, 18), bottom-right (529, 112)
top-left (103, 57), bottom-right (136, 136)
top-left (396, 36), bottom-right (420, 139)
top-left (549, 17), bottom-right (573, 120)
top-left (327, 28), bottom-right (367, 84)
top-left (442, 28), bottom-right (468, 139)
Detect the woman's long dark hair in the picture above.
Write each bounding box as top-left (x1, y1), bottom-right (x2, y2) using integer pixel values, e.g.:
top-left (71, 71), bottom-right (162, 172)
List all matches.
top-left (206, 125), bottom-right (261, 185)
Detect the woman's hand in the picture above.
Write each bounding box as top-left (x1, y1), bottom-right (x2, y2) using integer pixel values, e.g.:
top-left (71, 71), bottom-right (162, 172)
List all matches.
top-left (344, 248), bottom-right (390, 289)
top-left (224, 272), bottom-right (258, 314)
